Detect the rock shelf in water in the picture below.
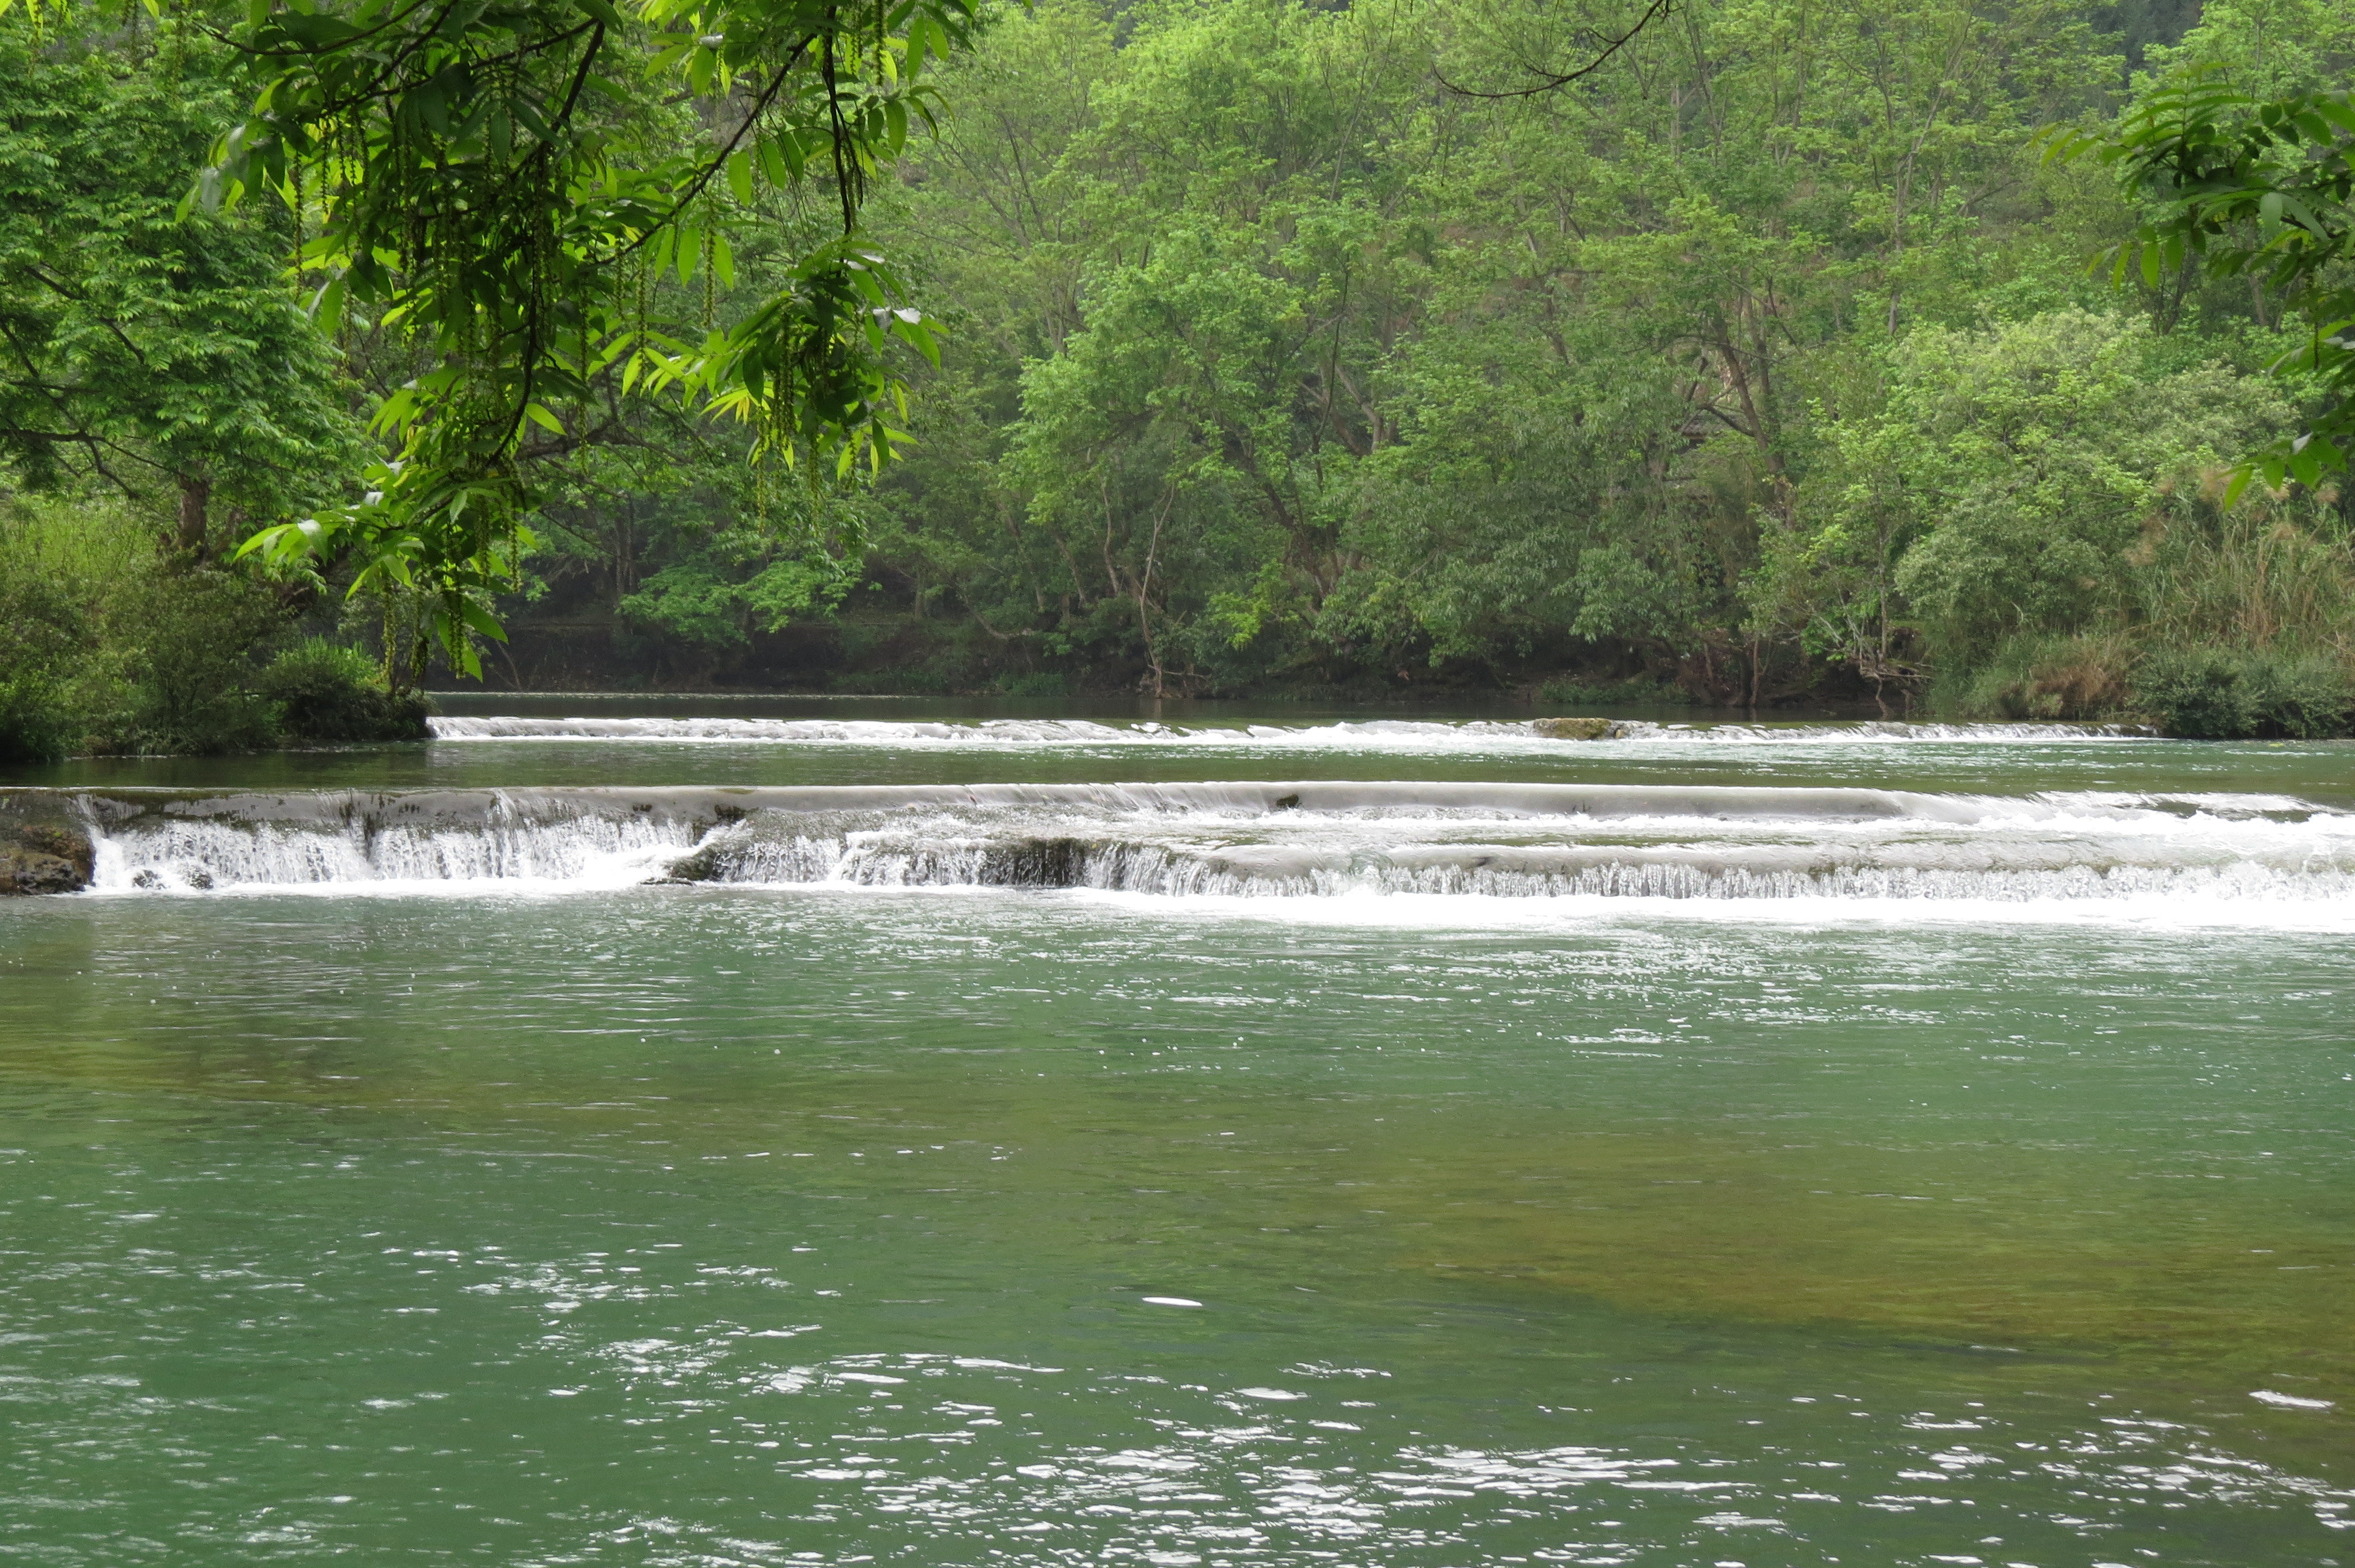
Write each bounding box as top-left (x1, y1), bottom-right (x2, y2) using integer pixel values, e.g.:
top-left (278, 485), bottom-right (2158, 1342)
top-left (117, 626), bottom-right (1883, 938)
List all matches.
top-left (0, 793), bottom-right (95, 895)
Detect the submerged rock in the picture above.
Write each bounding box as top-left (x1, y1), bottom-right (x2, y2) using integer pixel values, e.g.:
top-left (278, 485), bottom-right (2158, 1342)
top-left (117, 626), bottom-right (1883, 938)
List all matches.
top-left (1531, 716), bottom-right (1624, 741)
top-left (0, 802), bottom-right (95, 895)
top-left (658, 844), bottom-right (727, 883)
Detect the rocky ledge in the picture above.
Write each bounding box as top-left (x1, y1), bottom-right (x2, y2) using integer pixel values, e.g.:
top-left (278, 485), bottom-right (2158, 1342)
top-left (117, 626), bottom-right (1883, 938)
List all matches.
top-left (0, 796), bottom-right (95, 895)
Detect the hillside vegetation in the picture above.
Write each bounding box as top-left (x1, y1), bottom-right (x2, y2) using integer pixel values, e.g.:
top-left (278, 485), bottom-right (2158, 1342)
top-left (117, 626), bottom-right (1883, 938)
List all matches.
top-left (2, 0), bottom-right (2351, 748)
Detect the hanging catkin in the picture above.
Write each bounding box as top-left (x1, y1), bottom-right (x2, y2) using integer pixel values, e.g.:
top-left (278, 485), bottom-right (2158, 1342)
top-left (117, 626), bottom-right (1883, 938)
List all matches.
top-left (289, 152), bottom-right (303, 288)
top-left (702, 227), bottom-right (717, 330)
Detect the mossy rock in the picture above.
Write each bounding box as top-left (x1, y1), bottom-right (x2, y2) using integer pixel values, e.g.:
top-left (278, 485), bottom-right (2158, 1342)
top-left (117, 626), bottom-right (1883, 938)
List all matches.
top-left (0, 803), bottom-right (94, 895)
top-left (1531, 716), bottom-right (1622, 740)
top-left (1, 846), bottom-right (86, 895)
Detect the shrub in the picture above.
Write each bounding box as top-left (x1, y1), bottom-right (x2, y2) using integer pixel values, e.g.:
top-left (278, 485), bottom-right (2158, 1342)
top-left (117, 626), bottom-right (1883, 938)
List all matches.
top-left (85, 569), bottom-right (284, 754)
top-left (2257, 654), bottom-right (2355, 739)
top-left (2132, 647), bottom-right (2355, 739)
top-left (0, 497), bottom-right (437, 756)
top-left (2133, 649), bottom-right (2249, 736)
top-left (260, 639), bottom-right (430, 742)
top-left (1946, 633), bottom-right (2137, 721)
top-left (0, 494), bottom-right (138, 759)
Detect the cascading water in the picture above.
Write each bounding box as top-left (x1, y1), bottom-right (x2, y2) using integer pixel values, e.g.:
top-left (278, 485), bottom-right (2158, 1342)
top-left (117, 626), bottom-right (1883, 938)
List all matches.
top-left (32, 781), bottom-right (2355, 916)
top-left (426, 713), bottom-right (2147, 748)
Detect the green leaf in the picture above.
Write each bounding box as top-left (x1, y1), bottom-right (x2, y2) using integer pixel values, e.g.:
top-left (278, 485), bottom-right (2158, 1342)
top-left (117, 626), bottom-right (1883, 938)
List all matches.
top-left (459, 599), bottom-right (508, 641)
top-left (757, 134), bottom-right (790, 188)
top-left (309, 274), bottom-right (349, 325)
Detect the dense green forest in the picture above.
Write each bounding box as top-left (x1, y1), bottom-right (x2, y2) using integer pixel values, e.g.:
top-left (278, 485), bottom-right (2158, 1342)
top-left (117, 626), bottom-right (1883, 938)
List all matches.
top-left (3, 0), bottom-right (2353, 753)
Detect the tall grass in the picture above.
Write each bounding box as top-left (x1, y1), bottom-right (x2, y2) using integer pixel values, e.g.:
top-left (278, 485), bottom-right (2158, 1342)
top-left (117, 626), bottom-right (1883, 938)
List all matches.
top-left (1952, 479), bottom-right (2355, 737)
top-left (2129, 476), bottom-right (2355, 658)
top-left (0, 496), bottom-right (135, 759)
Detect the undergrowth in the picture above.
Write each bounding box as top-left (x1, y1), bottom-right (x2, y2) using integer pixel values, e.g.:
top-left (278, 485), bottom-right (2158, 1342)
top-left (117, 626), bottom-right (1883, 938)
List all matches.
top-left (0, 496), bottom-right (426, 759)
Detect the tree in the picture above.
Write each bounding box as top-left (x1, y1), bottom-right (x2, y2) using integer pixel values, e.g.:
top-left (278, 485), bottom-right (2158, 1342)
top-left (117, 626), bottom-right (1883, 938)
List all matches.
top-left (0, 25), bottom-right (361, 554)
top-left (4, 0), bottom-right (990, 676)
top-left (2051, 71), bottom-right (2355, 494)
top-left (840, 0), bottom-right (2148, 699)
top-left (1792, 310), bottom-right (2280, 664)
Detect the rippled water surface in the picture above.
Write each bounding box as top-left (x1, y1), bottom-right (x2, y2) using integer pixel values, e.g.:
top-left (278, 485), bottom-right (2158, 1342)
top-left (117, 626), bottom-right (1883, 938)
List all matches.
top-left (2, 703), bottom-right (2350, 1565)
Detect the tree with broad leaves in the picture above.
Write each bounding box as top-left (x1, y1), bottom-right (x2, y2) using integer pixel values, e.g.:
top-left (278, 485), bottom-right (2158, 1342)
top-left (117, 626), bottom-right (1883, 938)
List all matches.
top-left (2048, 73), bottom-right (2355, 500)
top-left (0, 24), bottom-right (363, 559)
top-left (4, 0), bottom-right (988, 683)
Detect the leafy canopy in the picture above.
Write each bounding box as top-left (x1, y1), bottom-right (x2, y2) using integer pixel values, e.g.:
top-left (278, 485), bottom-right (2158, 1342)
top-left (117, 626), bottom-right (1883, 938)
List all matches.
top-left (0, 0), bottom-right (989, 669)
top-left (2050, 72), bottom-right (2355, 495)
top-left (0, 25), bottom-right (361, 545)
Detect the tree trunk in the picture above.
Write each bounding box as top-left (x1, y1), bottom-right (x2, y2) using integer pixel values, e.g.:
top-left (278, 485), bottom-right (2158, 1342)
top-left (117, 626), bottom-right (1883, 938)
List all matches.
top-left (174, 474), bottom-right (211, 556)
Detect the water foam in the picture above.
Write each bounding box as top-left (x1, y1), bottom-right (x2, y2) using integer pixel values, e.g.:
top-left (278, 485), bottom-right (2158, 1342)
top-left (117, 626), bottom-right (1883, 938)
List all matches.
top-left (42, 783), bottom-right (2354, 924)
top-left (426, 715), bottom-right (2147, 750)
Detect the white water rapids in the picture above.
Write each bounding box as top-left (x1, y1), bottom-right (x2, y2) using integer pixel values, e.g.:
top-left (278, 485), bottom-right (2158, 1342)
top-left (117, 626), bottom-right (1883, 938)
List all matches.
top-left (426, 714), bottom-right (2144, 749)
top-left (41, 781), bottom-right (2355, 923)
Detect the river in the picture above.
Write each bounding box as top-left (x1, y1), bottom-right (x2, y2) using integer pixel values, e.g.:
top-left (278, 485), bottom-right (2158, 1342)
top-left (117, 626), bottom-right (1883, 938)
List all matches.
top-left (1, 699), bottom-right (2349, 1565)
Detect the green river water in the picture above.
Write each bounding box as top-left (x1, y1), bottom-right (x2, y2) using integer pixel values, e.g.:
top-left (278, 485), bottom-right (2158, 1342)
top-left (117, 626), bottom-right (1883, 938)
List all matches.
top-left (1, 699), bottom-right (2349, 1566)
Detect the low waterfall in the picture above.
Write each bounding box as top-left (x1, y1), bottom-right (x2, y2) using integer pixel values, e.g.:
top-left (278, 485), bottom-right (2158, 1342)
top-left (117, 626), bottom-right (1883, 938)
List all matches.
top-left (9, 782), bottom-right (2344, 913)
top-left (426, 715), bottom-right (2148, 748)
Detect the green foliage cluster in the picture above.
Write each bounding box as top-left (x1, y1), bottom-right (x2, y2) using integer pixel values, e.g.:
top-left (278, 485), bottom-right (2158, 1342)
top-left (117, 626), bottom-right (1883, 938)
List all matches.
top-left (0, 12), bottom-right (427, 757)
top-left (6, 0), bottom-right (995, 722)
top-left (205, 0), bottom-right (984, 677)
top-left (0, 498), bottom-right (424, 759)
top-left (0, 21), bottom-right (360, 549)
top-left (2133, 646), bottom-right (2353, 738)
top-left (2054, 44), bottom-right (2355, 492)
top-left (257, 639), bottom-right (433, 743)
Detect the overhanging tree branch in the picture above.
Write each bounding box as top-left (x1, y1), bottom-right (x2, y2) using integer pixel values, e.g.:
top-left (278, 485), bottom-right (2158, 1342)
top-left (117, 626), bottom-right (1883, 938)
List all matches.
top-left (1438, 0), bottom-right (1675, 101)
